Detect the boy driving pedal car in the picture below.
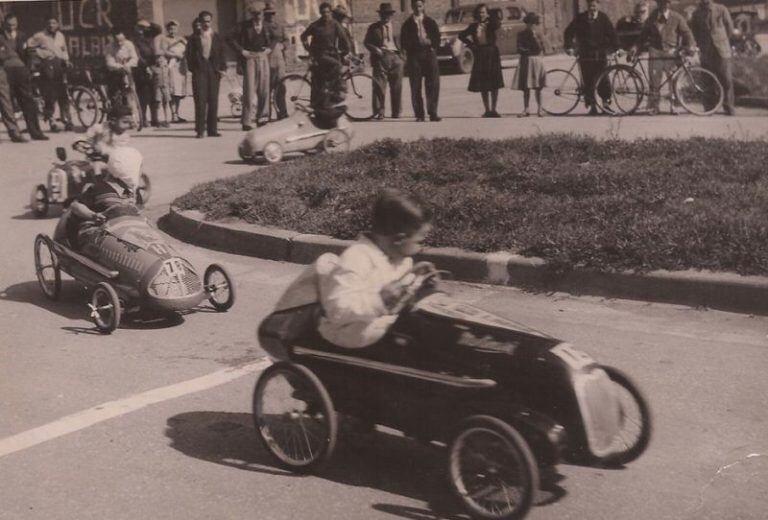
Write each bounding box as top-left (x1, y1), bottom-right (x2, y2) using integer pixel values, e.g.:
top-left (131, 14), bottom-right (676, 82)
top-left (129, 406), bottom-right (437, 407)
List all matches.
top-left (84, 104), bottom-right (141, 187)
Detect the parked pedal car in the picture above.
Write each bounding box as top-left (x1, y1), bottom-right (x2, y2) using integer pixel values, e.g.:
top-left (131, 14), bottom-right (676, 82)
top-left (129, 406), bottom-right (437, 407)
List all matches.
top-left (438, 1), bottom-right (528, 74)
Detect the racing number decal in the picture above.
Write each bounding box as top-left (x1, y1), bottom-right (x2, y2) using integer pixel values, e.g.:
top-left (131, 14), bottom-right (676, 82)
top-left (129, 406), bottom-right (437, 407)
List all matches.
top-left (149, 243), bottom-right (170, 256)
top-left (551, 343), bottom-right (596, 370)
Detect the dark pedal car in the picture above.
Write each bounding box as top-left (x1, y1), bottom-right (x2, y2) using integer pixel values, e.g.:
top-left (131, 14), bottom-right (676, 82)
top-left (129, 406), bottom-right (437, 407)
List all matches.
top-left (438, 1), bottom-right (528, 74)
top-left (31, 141), bottom-right (151, 218)
top-left (34, 204), bottom-right (235, 333)
top-left (254, 263), bottom-right (652, 520)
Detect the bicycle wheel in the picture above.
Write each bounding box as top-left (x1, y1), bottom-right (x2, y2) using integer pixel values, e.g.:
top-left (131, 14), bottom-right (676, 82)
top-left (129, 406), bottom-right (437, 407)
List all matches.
top-left (595, 65), bottom-right (644, 116)
top-left (279, 74), bottom-right (311, 117)
top-left (673, 66), bottom-right (723, 116)
top-left (71, 86), bottom-right (100, 128)
top-left (344, 72), bottom-right (374, 121)
top-left (542, 69), bottom-right (581, 115)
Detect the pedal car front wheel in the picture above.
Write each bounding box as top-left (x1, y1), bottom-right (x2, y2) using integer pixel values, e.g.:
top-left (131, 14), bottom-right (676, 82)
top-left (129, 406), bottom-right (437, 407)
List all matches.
top-left (34, 234), bottom-right (61, 300)
top-left (263, 141), bottom-right (284, 163)
top-left (31, 184), bottom-right (49, 218)
top-left (449, 415), bottom-right (539, 520)
top-left (593, 366), bottom-right (652, 466)
top-left (322, 129), bottom-right (351, 154)
top-left (253, 362), bottom-right (338, 473)
top-left (90, 282), bottom-right (121, 334)
top-left (204, 263), bottom-right (235, 311)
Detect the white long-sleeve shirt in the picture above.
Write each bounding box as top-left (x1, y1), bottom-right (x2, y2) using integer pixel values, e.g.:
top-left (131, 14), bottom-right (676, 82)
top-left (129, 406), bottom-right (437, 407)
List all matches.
top-left (318, 236), bottom-right (413, 349)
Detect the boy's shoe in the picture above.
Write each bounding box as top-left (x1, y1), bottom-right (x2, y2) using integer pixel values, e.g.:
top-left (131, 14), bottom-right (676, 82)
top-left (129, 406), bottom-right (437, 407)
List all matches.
top-left (372, 113), bottom-right (384, 120)
top-left (489, 111), bottom-right (501, 118)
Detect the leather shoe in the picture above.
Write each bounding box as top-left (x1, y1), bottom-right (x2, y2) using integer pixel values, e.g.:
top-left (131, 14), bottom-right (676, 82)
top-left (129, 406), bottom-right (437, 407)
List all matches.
top-left (196, 133), bottom-right (204, 139)
top-left (64, 122), bottom-right (74, 132)
top-left (209, 132), bottom-right (222, 137)
top-left (242, 125), bottom-right (253, 131)
top-left (372, 113), bottom-right (384, 120)
top-left (9, 131), bottom-right (28, 143)
top-left (31, 133), bottom-right (50, 141)
top-left (415, 116), bottom-right (425, 122)
top-left (429, 115), bottom-right (442, 122)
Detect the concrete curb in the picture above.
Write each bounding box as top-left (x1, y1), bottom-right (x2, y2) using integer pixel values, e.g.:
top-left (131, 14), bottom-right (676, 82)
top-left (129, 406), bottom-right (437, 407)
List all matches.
top-left (164, 206), bottom-right (768, 316)
top-left (736, 96), bottom-right (768, 109)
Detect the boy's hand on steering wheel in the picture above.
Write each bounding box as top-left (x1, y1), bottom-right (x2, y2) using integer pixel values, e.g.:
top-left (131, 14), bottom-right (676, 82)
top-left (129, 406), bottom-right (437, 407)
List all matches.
top-left (380, 280), bottom-right (407, 310)
top-left (93, 212), bottom-right (106, 224)
top-left (411, 261), bottom-right (436, 276)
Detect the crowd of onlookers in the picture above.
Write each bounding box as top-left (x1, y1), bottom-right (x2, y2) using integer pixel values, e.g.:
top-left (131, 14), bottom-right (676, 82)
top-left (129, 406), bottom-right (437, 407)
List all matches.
top-left (0, 0), bottom-right (743, 144)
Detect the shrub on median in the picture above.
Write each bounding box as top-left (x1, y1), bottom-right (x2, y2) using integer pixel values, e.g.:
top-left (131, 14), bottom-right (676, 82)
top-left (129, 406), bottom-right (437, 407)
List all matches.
top-left (174, 136), bottom-right (768, 275)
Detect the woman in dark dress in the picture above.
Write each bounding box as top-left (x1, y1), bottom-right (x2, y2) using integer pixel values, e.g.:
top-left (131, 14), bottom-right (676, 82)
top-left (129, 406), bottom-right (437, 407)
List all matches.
top-left (458, 4), bottom-right (504, 117)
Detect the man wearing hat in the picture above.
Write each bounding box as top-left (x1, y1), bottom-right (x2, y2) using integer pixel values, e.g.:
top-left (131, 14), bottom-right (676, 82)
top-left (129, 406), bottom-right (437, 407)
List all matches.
top-left (364, 3), bottom-right (403, 120)
top-left (264, 2), bottom-right (289, 120)
top-left (229, 4), bottom-right (272, 129)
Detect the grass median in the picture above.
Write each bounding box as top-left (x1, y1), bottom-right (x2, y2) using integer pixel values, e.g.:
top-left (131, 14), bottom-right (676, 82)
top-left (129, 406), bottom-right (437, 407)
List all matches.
top-left (174, 136), bottom-right (768, 276)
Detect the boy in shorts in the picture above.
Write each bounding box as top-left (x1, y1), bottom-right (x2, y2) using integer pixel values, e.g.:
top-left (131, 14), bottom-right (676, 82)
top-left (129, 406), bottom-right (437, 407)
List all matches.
top-left (152, 55), bottom-right (172, 127)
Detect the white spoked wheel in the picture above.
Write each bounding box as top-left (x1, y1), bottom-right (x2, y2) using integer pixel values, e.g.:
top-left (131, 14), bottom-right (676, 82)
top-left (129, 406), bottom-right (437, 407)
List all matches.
top-left (31, 184), bottom-right (49, 218)
top-left (322, 129), bottom-right (351, 154)
top-left (253, 362), bottom-right (338, 473)
top-left (449, 415), bottom-right (539, 520)
top-left (204, 263), bottom-right (235, 311)
top-left (673, 66), bottom-right (724, 116)
top-left (136, 173), bottom-right (151, 207)
top-left (90, 282), bottom-right (121, 334)
top-left (263, 141), bottom-right (284, 163)
top-left (34, 234), bottom-right (61, 300)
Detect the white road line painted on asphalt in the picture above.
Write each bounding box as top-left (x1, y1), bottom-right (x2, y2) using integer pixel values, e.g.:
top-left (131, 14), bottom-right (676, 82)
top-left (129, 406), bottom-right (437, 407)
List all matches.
top-left (0, 358), bottom-right (272, 459)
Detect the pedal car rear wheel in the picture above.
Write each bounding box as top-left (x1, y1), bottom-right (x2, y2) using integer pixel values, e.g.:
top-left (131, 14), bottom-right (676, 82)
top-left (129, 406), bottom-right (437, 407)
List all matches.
top-left (34, 234), bottom-right (61, 300)
top-left (31, 185), bottom-right (49, 218)
top-left (449, 415), bottom-right (539, 520)
top-left (204, 264), bottom-right (235, 311)
top-left (263, 141), bottom-right (283, 163)
top-left (322, 129), bottom-right (351, 154)
top-left (594, 366), bottom-right (652, 466)
top-left (90, 282), bottom-right (121, 334)
top-left (253, 362), bottom-right (338, 473)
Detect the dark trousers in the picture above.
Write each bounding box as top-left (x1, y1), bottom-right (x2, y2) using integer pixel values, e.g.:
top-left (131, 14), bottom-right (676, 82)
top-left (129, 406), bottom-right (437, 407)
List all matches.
top-left (578, 53), bottom-right (609, 107)
top-left (406, 47), bottom-right (440, 118)
top-left (191, 62), bottom-right (221, 135)
top-left (39, 59), bottom-right (71, 124)
top-left (5, 66), bottom-right (43, 136)
top-left (372, 50), bottom-right (404, 117)
top-left (700, 52), bottom-right (735, 114)
top-left (134, 69), bottom-right (158, 127)
top-left (0, 67), bottom-right (21, 134)
top-left (310, 53), bottom-right (344, 109)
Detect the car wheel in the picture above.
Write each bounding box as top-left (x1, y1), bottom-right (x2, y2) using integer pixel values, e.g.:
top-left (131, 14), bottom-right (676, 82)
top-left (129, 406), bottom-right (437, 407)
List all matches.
top-left (34, 234), bottom-right (61, 300)
top-left (455, 47), bottom-right (474, 75)
top-left (90, 282), bottom-right (121, 334)
top-left (322, 129), bottom-right (351, 154)
top-left (204, 263), bottom-right (235, 311)
top-left (31, 184), bottom-right (49, 218)
top-left (263, 141), bottom-right (283, 163)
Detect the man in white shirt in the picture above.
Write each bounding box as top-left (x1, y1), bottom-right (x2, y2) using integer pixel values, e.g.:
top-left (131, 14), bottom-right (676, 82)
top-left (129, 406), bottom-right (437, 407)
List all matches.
top-left (364, 2), bottom-right (404, 120)
top-left (28, 16), bottom-right (73, 131)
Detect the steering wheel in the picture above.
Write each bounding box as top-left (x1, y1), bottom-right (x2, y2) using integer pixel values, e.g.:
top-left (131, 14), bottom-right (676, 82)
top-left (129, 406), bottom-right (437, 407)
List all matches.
top-left (72, 139), bottom-right (95, 156)
top-left (390, 264), bottom-right (451, 314)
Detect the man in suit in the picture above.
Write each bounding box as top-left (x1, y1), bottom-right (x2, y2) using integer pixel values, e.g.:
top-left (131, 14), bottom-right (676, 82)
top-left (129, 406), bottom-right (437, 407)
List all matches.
top-left (690, 0), bottom-right (735, 115)
top-left (229, 6), bottom-right (272, 130)
top-left (564, 0), bottom-right (618, 115)
top-left (264, 2), bottom-right (289, 120)
top-left (1, 12), bottom-right (46, 141)
top-left (635, 0), bottom-right (695, 114)
top-left (132, 20), bottom-right (161, 128)
top-left (365, 2), bottom-right (404, 120)
top-left (400, 0), bottom-right (441, 122)
top-left (185, 10), bottom-right (227, 138)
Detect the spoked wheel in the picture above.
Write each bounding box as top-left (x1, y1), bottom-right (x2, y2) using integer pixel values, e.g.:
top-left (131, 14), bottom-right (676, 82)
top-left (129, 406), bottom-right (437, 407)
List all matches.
top-left (279, 74), bottom-right (311, 118)
top-left (204, 263), bottom-right (235, 311)
top-left (263, 141), bottom-right (284, 163)
top-left (673, 66), bottom-right (723, 116)
top-left (34, 234), bottom-right (61, 300)
top-left (72, 86), bottom-right (100, 128)
top-left (594, 65), bottom-right (645, 116)
top-left (344, 72), bottom-right (374, 121)
top-left (136, 173), bottom-right (151, 207)
top-left (31, 184), bottom-right (49, 218)
top-left (542, 69), bottom-right (581, 115)
top-left (593, 366), bottom-right (652, 466)
top-left (253, 362), bottom-right (338, 473)
top-left (322, 129), bottom-right (351, 153)
top-left (89, 282), bottom-right (121, 334)
top-left (449, 415), bottom-right (538, 520)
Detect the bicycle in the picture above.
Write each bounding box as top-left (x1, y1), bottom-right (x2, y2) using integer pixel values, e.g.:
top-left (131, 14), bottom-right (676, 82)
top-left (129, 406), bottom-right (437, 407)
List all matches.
top-left (92, 68), bottom-right (143, 131)
top-left (540, 53), bottom-right (623, 116)
top-left (277, 53), bottom-right (374, 121)
top-left (16, 69), bottom-right (101, 130)
top-left (594, 49), bottom-right (724, 116)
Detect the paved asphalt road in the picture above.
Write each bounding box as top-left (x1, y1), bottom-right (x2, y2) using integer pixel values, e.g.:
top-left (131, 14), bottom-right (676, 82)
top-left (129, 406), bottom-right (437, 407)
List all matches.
top-left (1, 70), bottom-right (767, 520)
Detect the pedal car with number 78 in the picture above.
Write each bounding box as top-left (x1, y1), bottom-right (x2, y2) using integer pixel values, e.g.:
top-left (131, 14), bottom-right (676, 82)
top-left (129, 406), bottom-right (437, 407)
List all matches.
top-left (254, 258), bottom-right (652, 520)
top-left (33, 203), bottom-right (235, 334)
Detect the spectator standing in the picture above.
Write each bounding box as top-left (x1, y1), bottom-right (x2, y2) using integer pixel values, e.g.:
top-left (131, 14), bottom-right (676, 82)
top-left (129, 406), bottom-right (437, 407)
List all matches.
top-left (333, 5), bottom-right (358, 55)
top-left (155, 20), bottom-right (188, 123)
top-left (458, 4), bottom-right (504, 117)
top-left (264, 2), bottom-right (289, 120)
top-left (27, 16), bottom-right (73, 131)
top-left (0, 60), bottom-right (26, 142)
top-left (564, 0), bottom-right (618, 115)
top-left (185, 11), bottom-right (227, 138)
top-left (0, 13), bottom-right (47, 140)
top-left (300, 2), bottom-right (350, 110)
top-left (104, 28), bottom-right (139, 100)
top-left (364, 2), bottom-right (404, 120)
top-left (512, 12), bottom-right (547, 117)
top-left (229, 6), bottom-right (272, 130)
top-left (690, 0), bottom-right (736, 115)
top-left (133, 20), bottom-right (160, 128)
top-left (401, 0), bottom-right (441, 122)
top-left (152, 55), bottom-right (172, 126)
top-left (635, 0), bottom-right (695, 114)
top-left (616, 1), bottom-right (650, 50)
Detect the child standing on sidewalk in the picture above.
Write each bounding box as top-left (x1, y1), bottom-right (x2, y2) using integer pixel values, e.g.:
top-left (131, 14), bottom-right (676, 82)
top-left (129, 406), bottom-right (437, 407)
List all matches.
top-left (152, 55), bottom-right (172, 127)
top-left (512, 12), bottom-right (547, 117)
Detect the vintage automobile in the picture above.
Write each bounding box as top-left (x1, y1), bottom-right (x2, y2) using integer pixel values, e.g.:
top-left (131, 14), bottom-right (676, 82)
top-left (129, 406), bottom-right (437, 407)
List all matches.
top-left (438, 1), bottom-right (529, 74)
top-left (238, 103), bottom-right (353, 164)
top-left (34, 204), bottom-right (235, 333)
top-left (31, 141), bottom-right (151, 218)
top-left (253, 261), bottom-right (652, 520)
